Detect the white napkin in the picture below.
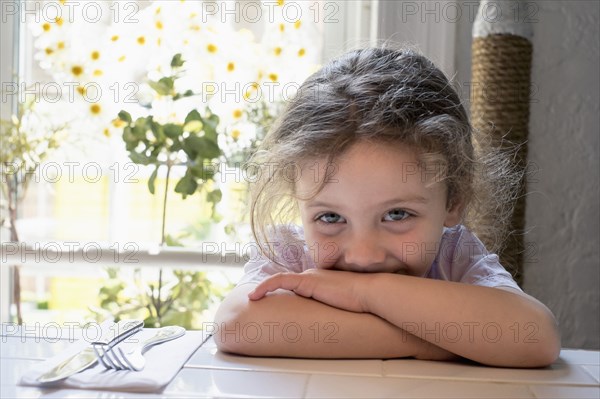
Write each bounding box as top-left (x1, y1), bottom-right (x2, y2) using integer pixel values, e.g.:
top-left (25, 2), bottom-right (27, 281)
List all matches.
top-left (20, 327), bottom-right (209, 393)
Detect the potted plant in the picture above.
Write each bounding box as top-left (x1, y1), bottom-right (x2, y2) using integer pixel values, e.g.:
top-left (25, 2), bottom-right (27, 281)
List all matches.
top-left (91, 54), bottom-right (232, 329)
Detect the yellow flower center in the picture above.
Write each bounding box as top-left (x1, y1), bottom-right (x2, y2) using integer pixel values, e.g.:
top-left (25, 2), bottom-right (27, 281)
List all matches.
top-left (55, 17), bottom-right (63, 26)
top-left (232, 109), bottom-right (243, 119)
top-left (279, 23), bottom-right (285, 32)
top-left (268, 73), bottom-right (278, 82)
top-left (112, 118), bottom-right (126, 128)
top-left (93, 69), bottom-right (103, 76)
top-left (227, 62), bottom-right (235, 72)
top-left (277, 0), bottom-right (284, 6)
top-left (231, 129), bottom-right (241, 140)
top-left (91, 51), bottom-right (100, 60)
top-left (118, 55), bottom-right (126, 62)
top-left (137, 36), bottom-right (145, 45)
top-left (111, 35), bottom-right (119, 42)
top-left (274, 47), bottom-right (282, 56)
top-left (76, 86), bottom-right (86, 96)
top-left (244, 83), bottom-right (260, 100)
top-left (45, 48), bottom-right (54, 55)
top-left (42, 23), bottom-right (51, 32)
top-left (90, 104), bottom-right (101, 115)
top-left (57, 41), bottom-right (65, 49)
top-left (294, 20), bottom-right (301, 29)
top-left (103, 128), bottom-right (111, 137)
top-left (207, 43), bottom-right (217, 53)
top-left (71, 65), bottom-right (83, 76)
top-left (298, 48), bottom-right (306, 57)
top-left (156, 21), bottom-right (163, 29)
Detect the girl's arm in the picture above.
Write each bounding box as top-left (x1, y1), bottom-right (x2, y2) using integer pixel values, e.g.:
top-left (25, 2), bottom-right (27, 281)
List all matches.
top-left (248, 270), bottom-right (561, 367)
top-left (214, 283), bottom-right (458, 360)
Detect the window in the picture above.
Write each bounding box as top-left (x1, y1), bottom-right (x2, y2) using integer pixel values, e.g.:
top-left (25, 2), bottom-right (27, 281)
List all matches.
top-left (2, 1), bottom-right (462, 326)
top-left (1, 0), bottom-right (379, 326)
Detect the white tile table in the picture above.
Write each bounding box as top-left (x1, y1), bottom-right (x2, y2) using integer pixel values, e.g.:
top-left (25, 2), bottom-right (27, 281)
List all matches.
top-left (1, 324), bottom-right (598, 398)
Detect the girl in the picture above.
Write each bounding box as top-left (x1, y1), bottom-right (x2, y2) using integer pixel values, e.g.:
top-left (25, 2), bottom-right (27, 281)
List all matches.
top-left (214, 47), bottom-right (560, 367)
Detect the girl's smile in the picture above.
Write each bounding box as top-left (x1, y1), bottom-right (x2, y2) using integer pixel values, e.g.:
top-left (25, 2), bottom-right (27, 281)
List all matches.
top-left (297, 140), bottom-right (462, 277)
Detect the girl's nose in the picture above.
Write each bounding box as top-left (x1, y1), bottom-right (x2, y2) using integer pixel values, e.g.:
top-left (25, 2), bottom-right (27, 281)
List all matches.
top-left (342, 231), bottom-right (387, 271)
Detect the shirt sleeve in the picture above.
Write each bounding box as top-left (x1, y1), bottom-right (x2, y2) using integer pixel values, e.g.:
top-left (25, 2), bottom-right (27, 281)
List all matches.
top-left (436, 225), bottom-right (522, 291)
top-left (236, 225), bottom-right (310, 286)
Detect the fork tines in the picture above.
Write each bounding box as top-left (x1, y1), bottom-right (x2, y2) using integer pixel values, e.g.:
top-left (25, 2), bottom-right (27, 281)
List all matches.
top-left (91, 319), bottom-right (144, 370)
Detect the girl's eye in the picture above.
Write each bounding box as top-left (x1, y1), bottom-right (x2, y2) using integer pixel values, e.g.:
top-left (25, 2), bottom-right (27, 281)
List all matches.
top-left (317, 212), bottom-right (346, 224)
top-left (383, 209), bottom-right (411, 222)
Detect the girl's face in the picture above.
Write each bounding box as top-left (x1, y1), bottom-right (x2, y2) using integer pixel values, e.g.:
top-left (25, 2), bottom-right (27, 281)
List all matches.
top-left (297, 141), bottom-right (462, 277)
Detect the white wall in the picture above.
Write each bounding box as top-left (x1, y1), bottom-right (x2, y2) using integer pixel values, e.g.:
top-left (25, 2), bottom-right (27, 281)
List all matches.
top-left (454, 1), bottom-right (599, 349)
top-left (522, 0), bottom-right (599, 350)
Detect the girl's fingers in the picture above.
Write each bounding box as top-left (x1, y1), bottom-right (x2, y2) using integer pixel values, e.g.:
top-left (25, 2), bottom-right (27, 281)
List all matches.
top-left (248, 273), bottom-right (300, 300)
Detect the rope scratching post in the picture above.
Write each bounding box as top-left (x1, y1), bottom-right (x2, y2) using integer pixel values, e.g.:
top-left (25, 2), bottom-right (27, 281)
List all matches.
top-left (471, 0), bottom-right (533, 284)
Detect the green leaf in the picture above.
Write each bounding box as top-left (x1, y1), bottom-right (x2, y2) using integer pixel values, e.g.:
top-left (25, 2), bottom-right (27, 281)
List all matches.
top-left (198, 138), bottom-right (220, 159)
top-left (149, 120), bottom-right (165, 141)
top-left (184, 109), bottom-right (202, 124)
top-left (163, 123), bottom-right (183, 139)
top-left (183, 120), bottom-right (203, 133)
top-left (169, 140), bottom-right (183, 152)
top-left (164, 234), bottom-right (185, 247)
top-left (202, 113), bottom-right (219, 141)
top-left (129, 152), bottom-right (153, 165)
top-left (173, 90), bottom-right (195, 101)
top-left (171, 53), bottom-right (185, 68)
top-left (174, 172), bottom-right (198, 199)
top-left (148, 77), bottom-right (174, 96)
top-left (122, 126), bottom-right (138, 150)
top-left (183, 136), bottom-right (220, 160)
top-left (132, 118), bottom-right (148, 139)
top-left (118, 110), bottom-right (132, 124)
top-left (148, 166), bottom-right (158, 194)
top-left (207, 188), bottom-right (222, 204)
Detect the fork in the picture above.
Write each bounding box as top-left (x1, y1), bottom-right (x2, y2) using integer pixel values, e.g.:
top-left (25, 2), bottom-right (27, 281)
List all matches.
top-left (95, 325), bottom-right (186, 371)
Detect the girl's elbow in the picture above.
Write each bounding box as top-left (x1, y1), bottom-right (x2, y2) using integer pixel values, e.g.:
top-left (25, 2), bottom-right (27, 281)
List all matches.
top-left (538, 318), bottom-right (562, 366)
top-left (525, 312), bottom-right (562, 367)
top-left (213, 322), bottom-right (244, 354)
top-left (213, 307), bottom-right (248, 355)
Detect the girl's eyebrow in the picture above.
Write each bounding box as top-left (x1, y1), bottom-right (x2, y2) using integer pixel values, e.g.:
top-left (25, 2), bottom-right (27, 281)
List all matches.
top-left (380, 196), bottom-right (429, 206)
top-left (305, 196), bottom-right (429, 209)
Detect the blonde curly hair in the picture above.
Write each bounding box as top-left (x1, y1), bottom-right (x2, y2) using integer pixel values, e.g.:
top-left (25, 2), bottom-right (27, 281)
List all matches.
top-left (247, 46), bottom-right (523, 266)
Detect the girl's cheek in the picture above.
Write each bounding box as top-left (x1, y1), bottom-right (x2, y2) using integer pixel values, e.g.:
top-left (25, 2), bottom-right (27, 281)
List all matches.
top-left (307, 239), bottom-right (340, 268)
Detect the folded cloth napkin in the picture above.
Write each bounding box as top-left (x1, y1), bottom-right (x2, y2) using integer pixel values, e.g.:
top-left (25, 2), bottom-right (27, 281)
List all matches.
top-left (20, 326), bottom-right (210, 393)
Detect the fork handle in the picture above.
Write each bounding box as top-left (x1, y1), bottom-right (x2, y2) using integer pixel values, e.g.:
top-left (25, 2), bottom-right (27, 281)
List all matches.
top-left (141, 326), bottom-right (186, 352)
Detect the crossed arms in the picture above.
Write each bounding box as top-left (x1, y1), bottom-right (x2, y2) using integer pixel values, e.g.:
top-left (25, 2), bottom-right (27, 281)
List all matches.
top-left (214, 269), bottom-right (560, 367)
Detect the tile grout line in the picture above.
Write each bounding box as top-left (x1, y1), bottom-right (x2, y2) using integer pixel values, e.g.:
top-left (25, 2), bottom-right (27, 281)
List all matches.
top-left (580, 365), bottom-right (600, 384)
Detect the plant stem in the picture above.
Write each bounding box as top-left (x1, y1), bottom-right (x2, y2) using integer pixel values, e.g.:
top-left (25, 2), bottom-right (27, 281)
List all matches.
top-left (156, 269), bottom-right (163, 324)
top-left (7, 175), bottom-right (20, 243)
top-left (157, 161), bottom-right (172, 326)
top-left (161, 164), bottom-right (171, 246)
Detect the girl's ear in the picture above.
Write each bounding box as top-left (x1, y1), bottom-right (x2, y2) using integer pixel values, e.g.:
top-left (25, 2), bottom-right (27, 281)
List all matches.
top-left (444, 199), bottom-right (464, 227)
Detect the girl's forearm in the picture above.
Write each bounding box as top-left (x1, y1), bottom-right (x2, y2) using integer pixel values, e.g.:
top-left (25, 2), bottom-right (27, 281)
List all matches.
top-left (364, 274), bottom-right (561, 367)
top-left (214, 284), bottom-right (455, 359)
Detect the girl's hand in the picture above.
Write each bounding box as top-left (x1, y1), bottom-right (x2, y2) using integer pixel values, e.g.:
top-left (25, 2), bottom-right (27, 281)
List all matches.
top-left (248, 269), bottom-right (374, 313)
